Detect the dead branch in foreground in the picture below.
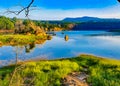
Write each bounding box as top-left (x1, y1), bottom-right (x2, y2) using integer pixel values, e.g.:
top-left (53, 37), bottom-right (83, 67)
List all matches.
top-left (6, 0), bottom-right (35, 17)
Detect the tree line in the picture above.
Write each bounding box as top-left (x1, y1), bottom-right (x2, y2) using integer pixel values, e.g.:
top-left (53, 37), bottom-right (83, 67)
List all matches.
top-left (0, 16), bottom-right (75, 34)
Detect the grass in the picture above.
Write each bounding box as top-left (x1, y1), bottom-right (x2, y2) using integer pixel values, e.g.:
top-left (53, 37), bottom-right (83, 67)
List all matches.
top-left (0, 60), bottom-right (79, 86)
top-left (69, 54), bottom-right (120, 86)
top-left (0, 54), bottom-right (120, 86)
top-left (0, 34), bottom-right (48, 46)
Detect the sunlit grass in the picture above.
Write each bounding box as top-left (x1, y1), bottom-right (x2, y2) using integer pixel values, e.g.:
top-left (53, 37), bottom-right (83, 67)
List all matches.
top-left (69, 54), bottom-right (120, 86)
top-left (0, 54), bottom-right (120, 86)
top-left (0, 60), bottom-right (79, 86)
top-left (0, 34), bottom-right (48, 46)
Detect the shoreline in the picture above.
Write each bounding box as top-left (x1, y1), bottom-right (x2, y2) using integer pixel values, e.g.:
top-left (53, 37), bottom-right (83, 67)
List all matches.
top-left (0, 54), bottom-right (120, 86)
top-left (0, 53), bottom-right (120, 68)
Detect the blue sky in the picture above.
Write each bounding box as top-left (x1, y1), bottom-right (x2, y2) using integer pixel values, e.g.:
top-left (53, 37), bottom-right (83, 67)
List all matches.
top-left (0, 0), bottom-right (120, 20)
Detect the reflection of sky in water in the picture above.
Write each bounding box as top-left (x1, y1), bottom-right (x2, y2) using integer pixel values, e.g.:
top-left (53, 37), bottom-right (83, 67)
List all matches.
top-left (0, 31), bottom-right (120, 66)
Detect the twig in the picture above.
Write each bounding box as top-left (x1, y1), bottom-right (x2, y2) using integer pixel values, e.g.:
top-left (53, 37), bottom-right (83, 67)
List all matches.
top-left (6, 0), bottom-right (35, 17)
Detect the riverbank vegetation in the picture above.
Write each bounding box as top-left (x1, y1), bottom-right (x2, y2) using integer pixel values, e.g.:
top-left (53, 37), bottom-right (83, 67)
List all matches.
top-left (0, 16), bottom-right (14, 30)
top-left (0, 34), bottom-right (49, 46)
top-left (0, 54), bottom-right (120, 86)
top-left (69, 55), bottom-right (120, 86)
top-left (0, 16), bottom-right (53, 46)
top-left (0, 16), bottom-right (74, 34)
top-left (0, 60), bottom-right (79, 86)
top-left (0, 16), bottom-right (75, 45)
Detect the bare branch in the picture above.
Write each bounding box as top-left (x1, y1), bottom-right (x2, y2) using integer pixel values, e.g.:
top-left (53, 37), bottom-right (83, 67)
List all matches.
top-left (118, 0), bottom-right (120, 3)
top-left (6, 0), bottom-right (35, 17)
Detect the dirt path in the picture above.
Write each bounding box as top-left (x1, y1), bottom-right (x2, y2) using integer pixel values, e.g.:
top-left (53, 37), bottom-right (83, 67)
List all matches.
top-left (62, 72), bottom-right (89, 86)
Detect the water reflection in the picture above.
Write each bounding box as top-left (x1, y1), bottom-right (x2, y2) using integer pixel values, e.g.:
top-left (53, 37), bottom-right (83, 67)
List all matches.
top-left (25, 43), bottom-right (35, 53)
top-left (0, 31), bottom-right (120, 66)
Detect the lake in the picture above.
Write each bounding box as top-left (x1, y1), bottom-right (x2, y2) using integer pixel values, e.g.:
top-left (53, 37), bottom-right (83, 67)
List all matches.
top-left (0, 31), bottom-right (120, 66)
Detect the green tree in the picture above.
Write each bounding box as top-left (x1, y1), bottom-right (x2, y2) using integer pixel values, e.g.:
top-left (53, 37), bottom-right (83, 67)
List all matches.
top-left (0, 16), bottom-right (14, 30)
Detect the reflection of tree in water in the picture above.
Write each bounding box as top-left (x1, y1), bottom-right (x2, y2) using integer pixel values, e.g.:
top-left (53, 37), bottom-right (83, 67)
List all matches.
top-left (9, 39), bottom-right (46, 65)
top-left (8, 43), bottom-right (36, 66)
top-left (13, 46), bottom-right (24, 62)
top-left (25, 43), bottom-right (35, 53)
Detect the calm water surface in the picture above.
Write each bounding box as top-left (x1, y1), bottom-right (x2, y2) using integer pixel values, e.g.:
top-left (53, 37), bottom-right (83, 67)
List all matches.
top-left (0, 31), bottom-right (120, 66)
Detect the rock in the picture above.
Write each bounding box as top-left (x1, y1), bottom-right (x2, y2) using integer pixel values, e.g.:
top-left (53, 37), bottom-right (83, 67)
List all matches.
top-left (47, 35), bottom-right (52, 40)
top-left (62, 72), bottom-right (88, 86)
top-left (64, 35), bottom-right (69, 41)
top-left (77, 72), bottom-right (88, 81)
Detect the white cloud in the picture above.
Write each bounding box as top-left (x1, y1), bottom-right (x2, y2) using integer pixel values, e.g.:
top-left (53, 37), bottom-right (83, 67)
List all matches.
top-left (0, 4), bottom-right (120, 20)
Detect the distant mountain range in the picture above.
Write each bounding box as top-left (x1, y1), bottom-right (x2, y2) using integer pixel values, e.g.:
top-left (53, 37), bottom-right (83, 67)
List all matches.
top-left (63, 16), bottom-right (120, 22)
top-left (62, 16), bottom-right (120, 31)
